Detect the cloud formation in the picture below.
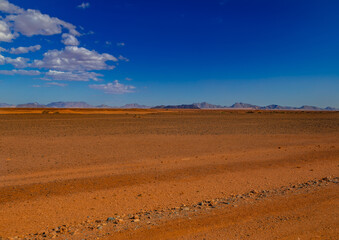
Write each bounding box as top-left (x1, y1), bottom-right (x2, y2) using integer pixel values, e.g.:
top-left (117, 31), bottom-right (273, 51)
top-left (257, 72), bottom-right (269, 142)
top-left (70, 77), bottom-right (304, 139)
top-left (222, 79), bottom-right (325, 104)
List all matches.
top-left (118, 55), bottom-right (129, 62)
top-left (10, 45), bottom-right (41, 54)
top-left (0, 0), bottom-right (79, 42)
top-left (0, 0), bottom-right (23, 14)
top-left (89, 80), bottom-right (136, 94)
top-left (0, 69), bottom-right (40, 75)
top-left (77, 2), bottom-right (90, 9)
top-left (0, 20), bottom-right (15, 42)
top-left (4, 56), bottom-right (29, 68)
top-left (61, 33), bottom-right (80, 46)
top-left (44, 70), bottom-right (102, 81)
top-left (0, 1), bottom-right (133, 94)
top-left (5, 9), bottom-right (79, 37)
top-left (45, 82), bottom-right (68, 87)
top-left (33, 46), bottom-right (117, 71)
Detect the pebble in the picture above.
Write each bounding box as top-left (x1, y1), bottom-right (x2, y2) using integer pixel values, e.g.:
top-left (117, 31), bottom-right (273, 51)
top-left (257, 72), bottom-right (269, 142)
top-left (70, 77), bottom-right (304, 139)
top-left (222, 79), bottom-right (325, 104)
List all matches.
top-left (15, 176), bottom-right (338, 239)
top-left (107, 217), bottom-right (115, 222)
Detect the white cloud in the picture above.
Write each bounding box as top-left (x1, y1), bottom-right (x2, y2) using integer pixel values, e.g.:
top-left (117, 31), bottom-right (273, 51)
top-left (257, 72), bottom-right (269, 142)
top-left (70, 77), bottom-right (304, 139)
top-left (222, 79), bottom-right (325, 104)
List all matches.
top-left (0, 1), bottom-right (130, 87)
top-left (44, 70), bottom-right (102, 81)
top-left (46, 82), bottom-right (68, 87)
top-left (117, 42), bottom-right (125, 46)
top-left (0, 69), bottom-right (41, 75)
top-left (89, 80), bottom-right (136, 94)
top-left (61, 33), bottom-right (79, 46)
top-left (33, 46), bottom-right (118, 71)
top-left (118, 55), bottom-right (129, 62)
top-left (5, 56), bottom-right (29, 68)
top-left (0, 20), bottom-right (15, 42)
top-left (125, 77), bottom-right (132, 81)
top-left (0, 0), bottom-right (24, 14)
top-left (77, 2), bottom-right (90, 9)
top-left (0, 54), bottom-right (5, 64)
top-left (5, 9), bottom-right (80, 37)
top-left (10, 45), bottom-right (41, 54)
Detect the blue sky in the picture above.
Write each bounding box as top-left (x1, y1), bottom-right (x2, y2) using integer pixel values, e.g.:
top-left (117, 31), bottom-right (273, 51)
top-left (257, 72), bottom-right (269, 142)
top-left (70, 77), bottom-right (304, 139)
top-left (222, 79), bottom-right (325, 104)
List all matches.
top-left (0, 0), bottom-right (338, 107)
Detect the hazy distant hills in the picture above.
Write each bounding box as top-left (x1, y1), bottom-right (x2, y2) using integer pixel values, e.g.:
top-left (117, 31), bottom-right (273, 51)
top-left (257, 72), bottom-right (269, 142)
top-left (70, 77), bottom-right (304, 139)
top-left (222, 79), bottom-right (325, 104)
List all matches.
top-left (46, 102), bottom-right (93, 108)
top-left (152, 104), bottom-right (200, 109)
top-left (121, 103), bottom-right (150, 108)
top-left (0, 101), bottom-right (337, 110)
top-left (0, 103), bottom-right (15, 108)
top-left (193, 102), bottom-right (224, 109)
top-left (16, 102), bottom-right (47, 108)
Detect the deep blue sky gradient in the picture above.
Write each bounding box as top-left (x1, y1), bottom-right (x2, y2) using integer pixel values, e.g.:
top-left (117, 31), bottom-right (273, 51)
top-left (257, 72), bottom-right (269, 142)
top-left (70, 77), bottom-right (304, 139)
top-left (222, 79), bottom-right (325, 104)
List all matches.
top-left (0, 0), bottom-right (338, 107)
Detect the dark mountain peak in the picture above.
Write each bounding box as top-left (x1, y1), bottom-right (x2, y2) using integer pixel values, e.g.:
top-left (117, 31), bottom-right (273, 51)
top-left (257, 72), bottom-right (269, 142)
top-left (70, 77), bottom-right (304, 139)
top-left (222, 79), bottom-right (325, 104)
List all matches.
top-left (152, 104), bottom-right (200, 109)
top-left (193, 102), bottom-right (225, 109)
top-left (96, 104), bottom-right (113, 108)
top-left (121, 103), bottom-right (150, 109)
top-left (16, 102), bottom-right (46, 108)
top-left (298, 105), bottom-right (322, 110)
top-left (231, 102), bottom-right (260, 109)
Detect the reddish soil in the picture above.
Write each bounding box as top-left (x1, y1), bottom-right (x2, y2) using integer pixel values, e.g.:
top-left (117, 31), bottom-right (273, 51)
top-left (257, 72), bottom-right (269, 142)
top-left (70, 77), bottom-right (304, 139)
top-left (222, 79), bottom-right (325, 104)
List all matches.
top-left (0, 110), bottom-right (338, 239)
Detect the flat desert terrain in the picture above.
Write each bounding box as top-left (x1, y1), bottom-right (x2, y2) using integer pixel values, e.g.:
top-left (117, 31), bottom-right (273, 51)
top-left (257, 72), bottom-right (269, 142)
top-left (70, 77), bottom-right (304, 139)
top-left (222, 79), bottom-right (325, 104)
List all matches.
top-left (0, 109), bottom-right (338, 239)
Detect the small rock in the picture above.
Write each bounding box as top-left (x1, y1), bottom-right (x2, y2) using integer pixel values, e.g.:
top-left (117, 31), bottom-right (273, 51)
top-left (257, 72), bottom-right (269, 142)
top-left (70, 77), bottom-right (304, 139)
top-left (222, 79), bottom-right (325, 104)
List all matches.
top-left (107, 217), bottom-right (115, 222)
top-left (115, 219), bottom-right (124, 224)
top-left (182, 207), bottom-right (190, 211)
top-left (132, 219), bottom-right (140, 223)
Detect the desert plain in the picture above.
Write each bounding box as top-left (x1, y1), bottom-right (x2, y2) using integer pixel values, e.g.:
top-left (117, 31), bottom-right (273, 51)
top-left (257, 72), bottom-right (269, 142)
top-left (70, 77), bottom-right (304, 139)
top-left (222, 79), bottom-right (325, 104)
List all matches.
top-left (0, 109), bottom-right (338, 239)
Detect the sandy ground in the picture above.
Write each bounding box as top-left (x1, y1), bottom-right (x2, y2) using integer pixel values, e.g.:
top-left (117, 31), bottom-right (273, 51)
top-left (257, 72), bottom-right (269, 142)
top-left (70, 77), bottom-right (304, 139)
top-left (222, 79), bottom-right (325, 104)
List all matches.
top-left (0, 110), bottom-right (338, 239)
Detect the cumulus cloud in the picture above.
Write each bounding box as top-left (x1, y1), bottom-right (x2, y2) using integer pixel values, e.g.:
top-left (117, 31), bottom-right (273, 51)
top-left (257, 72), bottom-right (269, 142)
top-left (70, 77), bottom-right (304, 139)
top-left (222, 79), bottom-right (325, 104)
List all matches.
top-left (89, 80), bottom-right (136, 94)
top-left (117, 42), bottom-right (125, 47)
top-left (0, 69), bottom-right (40, 75)
top-left (10, 45), bottom-right (41, 54)
top-left (33, 46), bottom-right (117, 71)
top-left (77, 2), bottom-right (90, 9)
top-left (125, 77), bottom-right (132, 81)
top-left (0, 53), bottom-right (30, 67)
top-left (5, 9), bottom-right (79, 37)
top-left (0, 0), bottom-right (23, 14)
top-left (61, 33), bottom-right (79, 46)
top-left (44, 70), bottom-right (102, 81)
top-left (0, 0), bottom-right (131, 89)
top-left (0, 20), bottom-right (15, 42)
top-left (4, 56), bottom-right (29, 68)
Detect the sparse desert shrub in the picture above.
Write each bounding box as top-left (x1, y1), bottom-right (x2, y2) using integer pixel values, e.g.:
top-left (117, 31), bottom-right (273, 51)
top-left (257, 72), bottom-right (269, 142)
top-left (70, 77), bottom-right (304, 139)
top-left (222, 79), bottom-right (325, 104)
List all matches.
top-left (42, 110), bottom-right (49, 114)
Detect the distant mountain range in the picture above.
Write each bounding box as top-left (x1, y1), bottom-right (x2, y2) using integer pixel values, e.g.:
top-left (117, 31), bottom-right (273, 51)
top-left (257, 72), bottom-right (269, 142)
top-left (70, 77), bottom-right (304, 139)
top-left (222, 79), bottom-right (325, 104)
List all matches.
top-left (0, 101), bottom-right (337, 111)
top-left (152, 104), bottom-right (200, 109)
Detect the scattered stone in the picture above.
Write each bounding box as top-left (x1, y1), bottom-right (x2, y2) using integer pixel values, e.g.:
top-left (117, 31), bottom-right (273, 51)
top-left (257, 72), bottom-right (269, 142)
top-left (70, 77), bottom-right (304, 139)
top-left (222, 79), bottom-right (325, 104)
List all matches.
top-left (107, 217), bottom-right (115, 222)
